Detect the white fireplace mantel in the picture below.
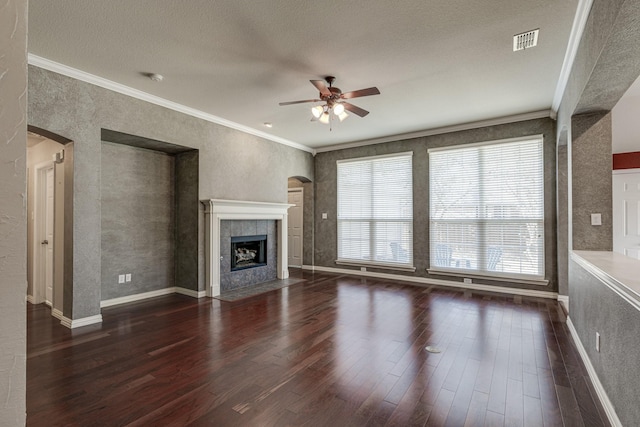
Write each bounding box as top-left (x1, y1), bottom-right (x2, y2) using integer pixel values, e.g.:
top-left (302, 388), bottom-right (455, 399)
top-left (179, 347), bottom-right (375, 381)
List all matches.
top-left (202, 199), bottom-right (292, 297)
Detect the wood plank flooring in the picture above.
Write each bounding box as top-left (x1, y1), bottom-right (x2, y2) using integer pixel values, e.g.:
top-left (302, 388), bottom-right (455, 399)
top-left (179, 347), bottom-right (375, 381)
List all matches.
top-left (27, 270), bottom-right (609, 426)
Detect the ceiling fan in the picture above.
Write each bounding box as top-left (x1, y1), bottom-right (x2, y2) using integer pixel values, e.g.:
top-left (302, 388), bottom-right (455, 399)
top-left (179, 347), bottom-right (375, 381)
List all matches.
top-left (279, 76), bottom-right (380, 124)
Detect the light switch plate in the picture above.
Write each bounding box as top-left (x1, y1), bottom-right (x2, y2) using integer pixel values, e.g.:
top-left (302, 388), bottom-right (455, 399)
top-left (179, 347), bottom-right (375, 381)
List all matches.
top-left (125, 273), bottom-right (132, 282)
top-left (591, 213), bottom-right (602, 226)
top-left (322, 213), bottom-right (328, 219)
top-left (118, 274), bottom-right (125, 284)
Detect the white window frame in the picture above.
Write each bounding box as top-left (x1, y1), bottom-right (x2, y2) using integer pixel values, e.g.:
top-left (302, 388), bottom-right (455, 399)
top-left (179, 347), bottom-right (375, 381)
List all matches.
top-left (427, 136), bottom-right (546, 284)
top-left (336, 152), bottom-right (415, 272)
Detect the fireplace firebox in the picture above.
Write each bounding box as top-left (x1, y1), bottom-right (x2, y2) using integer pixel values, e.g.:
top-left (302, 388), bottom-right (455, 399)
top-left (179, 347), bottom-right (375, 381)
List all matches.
top-left (231, 235), bottom-right (267, 271)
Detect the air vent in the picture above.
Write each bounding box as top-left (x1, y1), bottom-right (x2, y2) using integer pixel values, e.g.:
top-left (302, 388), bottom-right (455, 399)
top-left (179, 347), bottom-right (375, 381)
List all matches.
top-left (513, 29), bottom-right (539, 51)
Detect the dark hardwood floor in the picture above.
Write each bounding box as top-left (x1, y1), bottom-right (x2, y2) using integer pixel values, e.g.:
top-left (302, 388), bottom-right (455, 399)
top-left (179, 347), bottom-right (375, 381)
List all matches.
top-left (27, 270), bottom-right (609, 426)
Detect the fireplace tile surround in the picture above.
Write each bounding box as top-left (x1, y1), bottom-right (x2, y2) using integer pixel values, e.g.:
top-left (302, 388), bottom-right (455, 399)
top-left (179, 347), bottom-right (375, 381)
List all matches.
top-left (203, 199), bottom-right (292, 297)
top-left (220, 221), bottom-right (276, 291)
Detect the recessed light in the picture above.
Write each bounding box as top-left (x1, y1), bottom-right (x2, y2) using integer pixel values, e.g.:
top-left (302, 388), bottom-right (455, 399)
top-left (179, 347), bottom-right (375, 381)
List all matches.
top-left (263, 122), bottom-right (273, 128)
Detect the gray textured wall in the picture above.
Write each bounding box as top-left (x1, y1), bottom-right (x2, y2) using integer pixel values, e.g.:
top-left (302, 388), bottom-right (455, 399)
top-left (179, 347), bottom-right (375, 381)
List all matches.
top-left (28, 66), bottom-right (314, 320)
top-left (556, 143), bottom-right (569, 296)
top-left (101, 142), bottom-right (176, 300)
top-left (556, 1), bottom-right (640, 424)
top-left (571, 112), bottom-right (612, 251)
top-left (569, 258), bottom-right (640, 425)
top-left (0, 0), bottom-right (27, 424)
top-left (175, 150), bottom-right (199, 291)
top-left (314, 118), bottom-right (557, 292)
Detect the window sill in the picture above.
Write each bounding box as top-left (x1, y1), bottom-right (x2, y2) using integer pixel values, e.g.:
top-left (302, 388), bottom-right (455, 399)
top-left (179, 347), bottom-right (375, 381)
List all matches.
top-left (426, 268), bottom-right (548, 286)
top-left (336, 260), bottom-right (417, 273)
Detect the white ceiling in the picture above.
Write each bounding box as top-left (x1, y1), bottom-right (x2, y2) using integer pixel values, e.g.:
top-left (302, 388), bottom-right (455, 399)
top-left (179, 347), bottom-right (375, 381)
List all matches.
top-left (28, 0), bottom-right (579, 151)
top-left (612, 75), bottom-right (640, 154)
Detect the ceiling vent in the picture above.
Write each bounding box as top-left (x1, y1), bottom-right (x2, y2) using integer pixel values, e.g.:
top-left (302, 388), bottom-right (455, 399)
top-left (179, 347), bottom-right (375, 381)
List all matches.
top-left (513, 29), bottom-right (539, 51)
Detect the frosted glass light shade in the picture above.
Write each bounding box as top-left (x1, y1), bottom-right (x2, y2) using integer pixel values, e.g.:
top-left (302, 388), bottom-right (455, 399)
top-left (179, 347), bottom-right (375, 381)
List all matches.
top-left (311, 105), bottom-right (324, 118)
top-left (319, 112), bottom-right (330, 124)
top-left (337, 111), bottom-right (349, 122)
top-left (333, 103), bottom-right (345, 115)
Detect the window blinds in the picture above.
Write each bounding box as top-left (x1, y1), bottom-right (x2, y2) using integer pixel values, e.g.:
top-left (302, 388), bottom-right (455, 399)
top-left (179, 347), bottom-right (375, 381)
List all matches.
top-left (337, 152), bottom-right (413, 267)
top-left (429, 137), bottom-right (544, 278)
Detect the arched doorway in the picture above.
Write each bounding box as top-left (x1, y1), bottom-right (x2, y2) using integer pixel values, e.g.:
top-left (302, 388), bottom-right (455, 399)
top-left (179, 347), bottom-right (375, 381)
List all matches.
top-left (26, 126), bottom-right (72, 321)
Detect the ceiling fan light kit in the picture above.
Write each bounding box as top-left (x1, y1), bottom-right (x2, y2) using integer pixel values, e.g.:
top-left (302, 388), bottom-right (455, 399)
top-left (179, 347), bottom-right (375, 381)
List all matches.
top-left (279, 76), bottom-right (380, 129)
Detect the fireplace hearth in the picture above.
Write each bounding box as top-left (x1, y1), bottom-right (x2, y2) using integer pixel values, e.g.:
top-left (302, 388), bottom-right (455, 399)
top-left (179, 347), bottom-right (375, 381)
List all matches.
top-left (231, 235), bottom-right (267, 271)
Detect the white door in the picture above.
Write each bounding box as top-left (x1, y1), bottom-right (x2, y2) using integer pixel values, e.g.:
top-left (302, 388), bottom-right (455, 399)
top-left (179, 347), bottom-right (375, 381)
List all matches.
top-left (613, 170), bottom-right (640, 259)
top-left (44, 167), bottom-right (55, 304)
top-left (288, 189), bottom-right (303, 267)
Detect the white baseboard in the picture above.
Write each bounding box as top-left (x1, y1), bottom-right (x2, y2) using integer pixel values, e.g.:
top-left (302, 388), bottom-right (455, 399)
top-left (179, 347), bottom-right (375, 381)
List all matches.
top-left (305, 265), bottom-right (558, 299)
top-left (26, 294), bottom-right (35, 304)
top-left (175, 287), bottom-right (207, 298)
top-left (301, 265), bottom-right (315, 271)
top-left (60, 314), bottom-right (103, 329)
top-left (566, 317), bottom-right (622, 427)
top-left (100, 287), bottom-right (177, 308)
top-left (51, 308), bottom-right (64, 321)
top-left (557, 295), bottom-right (569, 311)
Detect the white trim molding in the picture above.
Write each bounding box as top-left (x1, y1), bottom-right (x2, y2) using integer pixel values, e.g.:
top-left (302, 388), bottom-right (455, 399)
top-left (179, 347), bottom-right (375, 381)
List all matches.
top-left (571, 251), bottom-right (640, 312)
top-left (51, 308), bottom-right (64, 321)
top-left (306, 265), bottom-right (558, 299)
top-left (566, 317), bottom-right (623, 427)
top-left (28, 54), bottom-right (314, 155)
top-left (202, 199), bottom-right (293, 297)
top-left (552, 0), bottom-right (595, 112)
top-left (101, 288), bottom-right (177, 308)
top-left (26, 295), bottom-right (35, 304)
top-left (175, 287), bottom-right (207, 298)
top-left (315, 110), bottom-right (551, 153)
top-left (60, 314), bottom-right (103, 329)
top-left (100, 287), bottom-right (207, 308)
top-left (557, 294), bottom-right (569, 311)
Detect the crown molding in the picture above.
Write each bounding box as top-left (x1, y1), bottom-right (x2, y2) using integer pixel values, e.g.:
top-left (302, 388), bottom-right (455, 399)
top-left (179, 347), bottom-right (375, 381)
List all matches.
top-left (314, 109), bottom-right (552, 153)
top-left (27, 54), bottom-right (315, 154)
top-left (551, 0), bottom-right (595, 113)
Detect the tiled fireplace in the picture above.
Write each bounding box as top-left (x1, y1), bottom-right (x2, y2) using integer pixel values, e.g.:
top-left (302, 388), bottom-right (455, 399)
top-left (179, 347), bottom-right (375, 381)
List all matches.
top-left (220, 221), bottom-right (276, 291)
top-left (202, 199), bottom-right (292, 297)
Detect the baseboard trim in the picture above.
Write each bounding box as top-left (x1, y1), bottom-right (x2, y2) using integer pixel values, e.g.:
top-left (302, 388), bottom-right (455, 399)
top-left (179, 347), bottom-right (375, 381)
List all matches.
top-left (60, 314), bottom-right (103, 329)
top-left (305, 265), bottom-right (558, 299)
top-left (100, 288), bottom-right (177, 308)
top-left (566, 317), bottom-right (622, 427)
top-left (557, 295), bottom-right (569, 311)
top-left (51, 308), bottom-right (64, 321)
top-left (26, 294), bottom-right (35, 304)
top-left (301, 265), bottom-right (315, 271)
top-left (175, 287), bottom-right (207, 298)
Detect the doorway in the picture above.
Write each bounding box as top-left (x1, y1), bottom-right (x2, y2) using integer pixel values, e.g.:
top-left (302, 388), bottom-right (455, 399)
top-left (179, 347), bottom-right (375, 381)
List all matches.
top-left (288, 188), bottom-right (303, 267)
top-left (27, 131), bottom-right (65, 313)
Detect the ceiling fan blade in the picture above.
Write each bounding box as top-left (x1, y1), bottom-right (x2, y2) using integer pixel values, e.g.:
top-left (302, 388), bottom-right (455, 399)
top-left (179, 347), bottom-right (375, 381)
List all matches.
top-left (279, 99), bottom-right (321, 106)
top-left (310, 80), bottom-right (331, 97)
top-left (341, 87), bottom-right (380, 99)
top-left (343, 102), bottom-right (370, 117)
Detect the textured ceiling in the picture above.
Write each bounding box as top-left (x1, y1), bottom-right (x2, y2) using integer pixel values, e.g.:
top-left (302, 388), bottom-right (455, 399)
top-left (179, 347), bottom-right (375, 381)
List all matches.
top-left (28, 0), bottom-right (578, 150)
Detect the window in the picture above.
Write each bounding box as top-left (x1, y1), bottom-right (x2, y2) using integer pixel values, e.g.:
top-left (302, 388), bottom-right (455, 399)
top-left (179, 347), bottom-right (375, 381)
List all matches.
top-left (429, 136), bottom-right (544, 279)
top-left (337, 152), bottom-right (413, 269)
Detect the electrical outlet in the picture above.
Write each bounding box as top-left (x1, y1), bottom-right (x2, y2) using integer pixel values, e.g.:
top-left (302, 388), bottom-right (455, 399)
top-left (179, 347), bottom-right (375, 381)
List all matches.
top-left (463, 278), bottom-right (472, 284)
top-left (596, 332), bottom-right (601, 352)
top-left (125, 273), bottom-right (132, 282)
top-left (361, 267), bottom-right (367, 272)
top-left (322, 213), bottom-right (328, 220)
top-left (591, 213), bottom-right (602, 226)
top-left (118, 274), bottom-right (125, 284)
